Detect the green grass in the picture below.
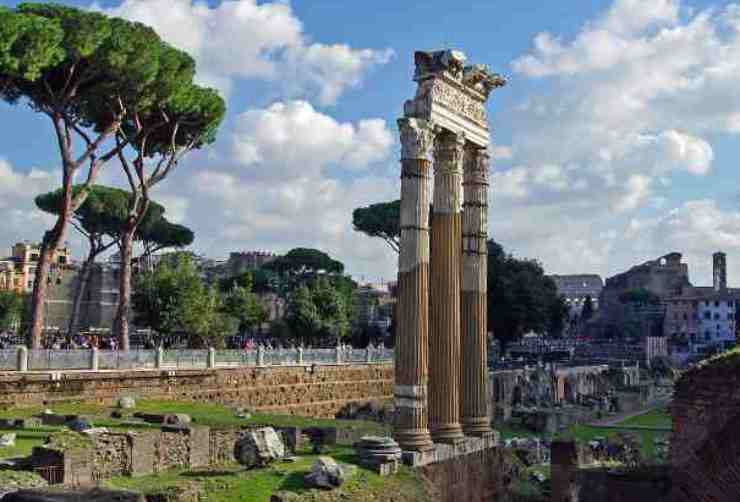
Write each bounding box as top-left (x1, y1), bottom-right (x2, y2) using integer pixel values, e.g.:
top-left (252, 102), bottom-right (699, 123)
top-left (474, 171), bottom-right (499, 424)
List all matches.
top-left (105, 446), bottom-right (428, 502)
top-left (493, 421), bottom-right (543, 440)
top-left (0, 400), bottom-right (387, 439)
top-left (556, 424), bottom-right (668, 459)
top-left (0, 427), bottom-right (61, 460)
top-left (615, 408), bottom-right (672, 429)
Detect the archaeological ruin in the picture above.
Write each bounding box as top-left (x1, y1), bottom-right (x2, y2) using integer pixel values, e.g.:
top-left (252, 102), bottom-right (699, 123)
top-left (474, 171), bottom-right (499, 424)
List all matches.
top-left (394, 49), bottom-right (505, 451)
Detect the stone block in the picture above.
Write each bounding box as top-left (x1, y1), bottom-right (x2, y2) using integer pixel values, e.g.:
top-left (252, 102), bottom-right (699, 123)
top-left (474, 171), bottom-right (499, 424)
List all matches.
top-left (129, 432), bottom-right (156, 477)
top-left (188, 426), bottom-right (210, 468)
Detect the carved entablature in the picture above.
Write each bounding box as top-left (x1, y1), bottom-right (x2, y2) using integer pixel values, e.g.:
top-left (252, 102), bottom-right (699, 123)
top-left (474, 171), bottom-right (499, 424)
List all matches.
top-left (404, 50), bottom-right (506, 148)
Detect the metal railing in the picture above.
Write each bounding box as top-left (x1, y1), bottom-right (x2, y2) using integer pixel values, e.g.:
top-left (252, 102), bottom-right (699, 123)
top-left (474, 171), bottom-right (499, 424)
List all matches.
top-left (0, 346), bottom-right (394, 372)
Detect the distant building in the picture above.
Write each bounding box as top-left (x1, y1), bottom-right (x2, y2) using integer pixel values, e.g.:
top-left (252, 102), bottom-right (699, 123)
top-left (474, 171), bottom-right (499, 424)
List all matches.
top-left (0, 242), bottom-right (71, 294)
top-left (664, 252), bottom-right (738, 356)
top-left (354, 283), bottom-right (395, 332)
top-left (550, 274), bottom-right (603, 314)
top-left (227, 251), bottom-right (278, 276)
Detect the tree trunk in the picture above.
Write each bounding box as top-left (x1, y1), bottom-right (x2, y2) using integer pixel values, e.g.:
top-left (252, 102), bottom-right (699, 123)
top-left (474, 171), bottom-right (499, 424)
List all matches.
top-left (114, 229), bottom-right (135, 351)
top-left (68, 246), bottom-right (95, 338)
top-left (29, 208), bottom-right (71, 349)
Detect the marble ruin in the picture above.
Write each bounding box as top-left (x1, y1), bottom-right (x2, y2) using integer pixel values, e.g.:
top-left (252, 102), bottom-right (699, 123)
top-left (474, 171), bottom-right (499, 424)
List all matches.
top-left (394, 49), bottom-right (505, 451)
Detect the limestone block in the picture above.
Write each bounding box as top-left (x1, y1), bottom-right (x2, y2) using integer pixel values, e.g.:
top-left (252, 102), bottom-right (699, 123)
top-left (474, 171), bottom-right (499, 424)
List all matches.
top-left (0, 432), bottom-right (16, 447)
top-left (234, 427), bottom-right (285, 468)
top-left (117, 396), bottom-right (136, 410)
top-left (163, 414), bottom-right (191, 426)
top-left (304, 456), bottom-right (356, 489)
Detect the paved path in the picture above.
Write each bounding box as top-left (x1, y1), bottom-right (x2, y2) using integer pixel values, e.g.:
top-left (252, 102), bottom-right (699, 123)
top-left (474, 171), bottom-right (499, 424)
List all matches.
top-left (588, 401), bottom-right (669, 427)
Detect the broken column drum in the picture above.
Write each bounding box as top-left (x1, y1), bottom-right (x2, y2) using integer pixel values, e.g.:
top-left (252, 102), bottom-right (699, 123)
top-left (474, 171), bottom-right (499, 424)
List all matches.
top-left (393, 117), bottom-right (435, 452)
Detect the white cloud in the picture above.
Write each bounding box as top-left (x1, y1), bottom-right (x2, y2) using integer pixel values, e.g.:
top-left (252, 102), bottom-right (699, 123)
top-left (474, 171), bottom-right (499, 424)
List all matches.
top-left (231, 101), bottom-right (393, 177)
top-left (0, 159), bottom-right (65, 256)
top-left (626, 200), bottom-right (740, 284)
top-left (491, 145), bottom-right (514, 160)
top-left (97, 0), bottom-right (393, 103)
top-left (162, 101), bottom-right (398, 279)
top-left (490, 0), bottom-right (740, 280)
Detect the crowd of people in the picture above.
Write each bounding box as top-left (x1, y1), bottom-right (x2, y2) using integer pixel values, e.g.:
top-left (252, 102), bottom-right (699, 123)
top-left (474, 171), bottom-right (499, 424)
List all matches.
top-left (1, 330), bottom-right (378, 352)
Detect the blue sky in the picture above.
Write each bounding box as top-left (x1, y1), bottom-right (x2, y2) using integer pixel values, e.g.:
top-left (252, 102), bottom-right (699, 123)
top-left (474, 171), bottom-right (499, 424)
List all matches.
top-left (1, 0), bottom-right (740, 286)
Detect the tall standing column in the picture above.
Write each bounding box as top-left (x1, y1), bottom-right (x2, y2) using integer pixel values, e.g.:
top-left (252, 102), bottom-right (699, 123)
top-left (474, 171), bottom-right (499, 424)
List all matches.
top-left (429, 131), bottom-right (465, 444)
top-left (393, 117), bottom-right (435, 452)
top-left (462, 146), bottom-right (493, 436)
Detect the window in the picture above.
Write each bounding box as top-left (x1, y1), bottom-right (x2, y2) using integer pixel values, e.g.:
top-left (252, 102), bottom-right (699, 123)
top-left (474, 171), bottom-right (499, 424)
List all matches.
top-left (705, 331), bottom-right (711, 341)
top-left (56, 277), bottom-right (61, 285)
top-left (683, 313), bottom-right (688, 320)
top-left (729, 313), bottom-right (734, 321)
top-left (715, 313), bottom-right (721, 320)
top-left (58, 256), bottom-right (67, 265)
top-left (715, 301), bottom-right (720, 307)
top-left (704, 311), bottom-right (712, 320)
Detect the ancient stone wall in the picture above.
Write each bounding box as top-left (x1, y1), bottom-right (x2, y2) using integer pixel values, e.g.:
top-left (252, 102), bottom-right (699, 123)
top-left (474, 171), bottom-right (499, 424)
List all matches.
top-left (671, 357), bottom-right (740, 501)
top-left (0, 363), bottom-right (393, 418)
top-left (420, 447), bottom-right (521, 502)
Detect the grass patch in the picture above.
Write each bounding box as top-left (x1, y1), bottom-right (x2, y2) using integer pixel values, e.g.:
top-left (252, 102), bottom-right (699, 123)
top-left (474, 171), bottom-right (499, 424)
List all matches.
top-left (556, 424), bottom-right (668, 459)
top-left (493, 421), bottom-right (543, 440)
top-left (105, 446), bottom-right (428, 502)
top-left (0, 400), bottom-right (387, 440)
top-left (0, 427), bottom-right (61, 460)
top-left (615, 408), bottom-right (672, 429)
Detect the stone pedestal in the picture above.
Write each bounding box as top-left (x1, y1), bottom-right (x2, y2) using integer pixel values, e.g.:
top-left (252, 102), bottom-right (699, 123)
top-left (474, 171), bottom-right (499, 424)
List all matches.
top-left (393, 117), bottom-right (435, 452)
top-left (429, 131), bottom-right (465, 444)
top-left (461, 146), bottom-right (492, 436)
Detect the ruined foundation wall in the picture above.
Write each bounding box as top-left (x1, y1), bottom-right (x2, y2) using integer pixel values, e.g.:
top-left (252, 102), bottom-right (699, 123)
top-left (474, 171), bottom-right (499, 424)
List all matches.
top-left (420, 447), bottom-right (521, 502)
top-left (671, 358), bottom-right (740, 501)
top-left (0, 364), bottom-right (393, 418)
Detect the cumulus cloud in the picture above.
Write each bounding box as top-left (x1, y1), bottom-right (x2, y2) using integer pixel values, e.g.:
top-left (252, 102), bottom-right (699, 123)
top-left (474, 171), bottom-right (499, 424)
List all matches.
top-left (97, 0), bottom-right (393, 102)
top-left (489, 0), bottom-right (740, 281)
top-left (0, 159), bottom-right (64, 255)
top-left (162, 101), bottom-right (398, 279)
top-left (231, 100), bottom-right (393, 177)
top-left (626, 200), bottom-right (740, 284)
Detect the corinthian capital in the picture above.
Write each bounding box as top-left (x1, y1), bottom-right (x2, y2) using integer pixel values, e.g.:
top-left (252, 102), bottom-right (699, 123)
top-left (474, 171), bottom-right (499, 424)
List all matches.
top-left (464, 147), bottom-right (490, 184)
top-left (398, 118), bottom-right (436, 161)
top-left (434, 131), bottom-right (465, 176)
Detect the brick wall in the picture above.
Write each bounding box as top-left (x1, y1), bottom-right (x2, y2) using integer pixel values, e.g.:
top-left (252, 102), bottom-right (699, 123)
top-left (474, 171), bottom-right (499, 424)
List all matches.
top-left (671, 358), bottom-right (740, 501)
top-left (0, 363), bottom-right (393, 418)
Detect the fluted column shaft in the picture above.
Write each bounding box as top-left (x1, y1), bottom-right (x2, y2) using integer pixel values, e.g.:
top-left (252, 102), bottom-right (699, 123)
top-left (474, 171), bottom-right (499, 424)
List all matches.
top-left (462, 146), bottom-right (493, 436)
top-left (429, 131), bottom-right (465, 444)
top-left (393, 118), bottom-right (435, 452)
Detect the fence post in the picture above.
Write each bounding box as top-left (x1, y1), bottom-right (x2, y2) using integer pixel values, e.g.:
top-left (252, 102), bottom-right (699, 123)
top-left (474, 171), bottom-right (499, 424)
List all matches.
top-left (207, 347), bottom-right (216, 369)
top-left (298, 347), bottom-right (304, 366)
top-left (257, 346), bottom-right (265, 367)
top-left (366, 346), bottom-right (372, 364)
top-left (17, 346), bottom-right (28, 372)
top-left (156, 347), bottom-right (164, 369)
top-left (335, 345), bottom-right (342, 364)
top-left (90, 347), bottom-right (99, 371)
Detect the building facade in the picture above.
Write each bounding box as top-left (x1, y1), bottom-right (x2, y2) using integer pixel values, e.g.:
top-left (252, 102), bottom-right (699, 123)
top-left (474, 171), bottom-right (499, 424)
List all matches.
top-left (0, 242), bottom-right (72, 294)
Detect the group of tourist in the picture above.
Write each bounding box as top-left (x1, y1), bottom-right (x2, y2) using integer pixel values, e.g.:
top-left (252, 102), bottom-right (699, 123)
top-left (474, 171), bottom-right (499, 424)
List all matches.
top-left (0, 330), bottom-right (21, 349)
